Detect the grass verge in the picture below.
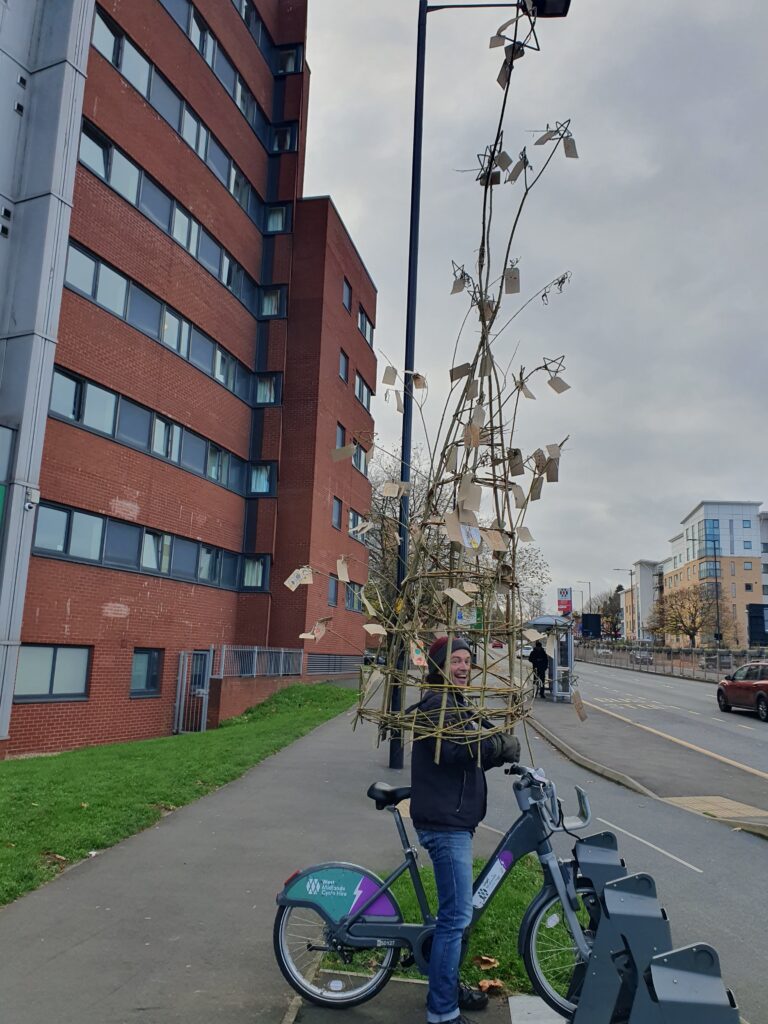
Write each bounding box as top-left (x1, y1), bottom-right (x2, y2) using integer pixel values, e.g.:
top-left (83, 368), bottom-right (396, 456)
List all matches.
top-left (390, 855), bottom-right (542, 994)
top-left (0, 684), bottom-right (356, 907)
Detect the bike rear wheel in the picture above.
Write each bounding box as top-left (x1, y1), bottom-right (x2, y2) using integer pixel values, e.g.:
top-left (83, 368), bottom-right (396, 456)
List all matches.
top-left (273, 905), bottom-right (399, 1008)
top-left (521, 883), bottom-right (598, 1019)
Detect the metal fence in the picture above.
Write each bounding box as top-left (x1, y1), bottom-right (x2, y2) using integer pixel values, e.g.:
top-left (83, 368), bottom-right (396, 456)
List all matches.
top-left (210, 645), bottom-right (303, 679)
top-left (576, 644), bottom-right (768, 683)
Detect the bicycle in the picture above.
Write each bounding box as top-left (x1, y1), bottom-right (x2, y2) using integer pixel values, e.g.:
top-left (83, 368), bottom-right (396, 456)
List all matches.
top-left (274, 763), bottom-right (603, 1019)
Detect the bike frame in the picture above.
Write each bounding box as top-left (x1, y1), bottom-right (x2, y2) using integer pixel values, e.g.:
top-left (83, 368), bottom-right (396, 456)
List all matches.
top-left (327, 776), bottom-right (590, 973)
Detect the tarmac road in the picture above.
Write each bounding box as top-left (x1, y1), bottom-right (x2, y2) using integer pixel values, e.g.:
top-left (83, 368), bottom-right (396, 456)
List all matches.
top-left (483, 730), bottom-right (766, 1024)
top-left (573, 661), bottom-right (768, 774)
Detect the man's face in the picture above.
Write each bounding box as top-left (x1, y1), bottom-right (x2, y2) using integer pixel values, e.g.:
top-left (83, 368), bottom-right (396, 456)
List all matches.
top-left (449, 650), bottom-right (472, 686)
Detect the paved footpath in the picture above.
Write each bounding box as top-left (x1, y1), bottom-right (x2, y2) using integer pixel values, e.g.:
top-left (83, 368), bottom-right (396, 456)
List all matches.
top-left (0, 705), bottom-right (506, 1024)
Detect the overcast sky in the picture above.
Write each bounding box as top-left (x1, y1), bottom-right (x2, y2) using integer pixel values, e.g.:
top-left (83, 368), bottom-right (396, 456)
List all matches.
top-left (302, 0), bottom-right (768, 611)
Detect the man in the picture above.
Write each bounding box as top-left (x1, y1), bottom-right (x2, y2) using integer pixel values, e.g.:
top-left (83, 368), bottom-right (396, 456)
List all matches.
top-left (528, 640), bottom-right (548, 698)
top-left (410, 636), bottom-right (521, 1024)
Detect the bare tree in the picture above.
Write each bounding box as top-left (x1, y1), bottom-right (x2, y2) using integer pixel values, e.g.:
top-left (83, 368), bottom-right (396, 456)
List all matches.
top-left (589, 588), bottom-right (622, 638)
top-left (647, 585), bottom-right (738, 648)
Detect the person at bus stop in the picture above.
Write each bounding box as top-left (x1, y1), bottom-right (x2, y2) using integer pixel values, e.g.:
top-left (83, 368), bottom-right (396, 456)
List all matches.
top-left (409, 636), bottom-right (521, 1024)
top-left (528, 640), bottom-right (549, 698)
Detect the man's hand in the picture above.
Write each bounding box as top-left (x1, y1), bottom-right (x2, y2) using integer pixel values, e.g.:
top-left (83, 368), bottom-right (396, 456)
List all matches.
top-left (498, 733), bottom-right (521, 764)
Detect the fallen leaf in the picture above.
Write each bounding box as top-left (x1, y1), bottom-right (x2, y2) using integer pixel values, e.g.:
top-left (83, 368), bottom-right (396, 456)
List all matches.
top-left (478, 978), bottom-right (505, 994)
top-left (472, 954), bottom-right (499, 970)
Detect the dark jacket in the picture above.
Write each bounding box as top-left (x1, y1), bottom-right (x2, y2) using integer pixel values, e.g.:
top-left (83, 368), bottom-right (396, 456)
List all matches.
top-left (529, 645), bottom-right (548, 671)
top-left (409, 689), bottom-right (502, 833)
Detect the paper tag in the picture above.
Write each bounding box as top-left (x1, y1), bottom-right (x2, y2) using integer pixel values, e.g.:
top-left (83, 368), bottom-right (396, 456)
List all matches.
top-left (382, 365), bottom-right (398, 386)
top-left (336, 557), bottom-right (350, 583)
top-left (547, 376), bottom-right (571, 394)
top-left (450, 362), bottom-right (472, 381)
top-left (460, 524), bottom-right (483, 550)
top-left (504, 267), bottom-right (520, 294)
top-left (443, 587), bottom-right (472, 607)
top-left (410, 641), bottom-right (427, 668)
top-left (284, 566), bottom-right (313, 591)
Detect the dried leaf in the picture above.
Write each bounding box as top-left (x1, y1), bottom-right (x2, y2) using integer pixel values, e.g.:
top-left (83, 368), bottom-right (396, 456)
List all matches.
top-left (472, 954), bottom-right (500, 970)
top-left (478, 979), bottom-right (505, 994)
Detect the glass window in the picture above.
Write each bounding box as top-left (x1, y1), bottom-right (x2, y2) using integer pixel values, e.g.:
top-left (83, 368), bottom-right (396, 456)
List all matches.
top-left (254, 374), bottom-right (278, 404)
top-left (745, 583), bottom-right (754, 592)
top-left (92, 11), bottom-right (118, 63)
top-left (161, 309), bottom-right (181, 351)
top-left (342, 278), bottom-right (352, 311)
top-left (159, 0), bottom-right (189, 31)
top-left (82, 383), bottom-right (117, 434)
top-left (34, 506), bottom-right (68, 552)
top-left (15, 646), bottom-right (54, 697)
top-left (127, 286), bottom-right (162, 338)
top-left (120, 40), bottom-right (151, 96)
top-left (50, 371), bottom-right (81, 420)
top-left (230, 166), bottom-right (250, 206)
top-left (358, 308), bottom-right (374, 345)
top-left (731, 583), bottom-right (736, 597)
top-left (172, 206), bottom-right (191, 247)
top-left (234, 78), bottom-right (255, 120)
top-left (243, 556), bottom-right (265, 589)
top-left (332, 496), bottom-right (342, 530)
top-left (15, 646), bottom-right (89, 699)
top-left (277, 48), bottom-right (298, 74)
top-left (95, 264), bottom-right (127, 316)
top-left (141, 530), bottom-right (171, 573)
top-left (103, 519), bottom-right (142, 567)
top-left (79, 128), bottom-right (108, 178)
top-left (235, 364), bottom-right (251, 401)
top-left (69, 511), bottom-right (103, 560)
top-left (744, 561), bottom-right (753, 570)
top-left (228, 455), bottom-right (246, 493)
top-left (52, 648), bottom-right (89, 695)
top-left (743, 519), bottom-right (752, 528)
top-left (353, 444), bottom-right (368, 476)
top-left (206, 136), bottom-right (229, 184)
top-left (214, 48), bottom-right (236, 94)
top-left (763, 586), bottom-right (768, 597)
top-left (130, 649), bottom-right (162, 694)
top-left (260, 288), bottom-right (281, 317)
top-left (328, 575), bottom-right (338, 607)
top-left (271, 127), bottom-right (293, 152)
top-left (189, 329), bottom-right (214, 373)
top-left (171, 537), bottom-right (198, 579)
top-left (207, 445), bottom-right (228, 483)
top-left (116, 399), bottom-right (151, 449)
top-left (221, 551), bottom-right (239, 588)
top-left (730, 561), bottom-right (736, 575)
top-left (65, 246), bottom-right (97, 295)
top-left (249, 463), bottom-right (273, 495)
top-left (149, 73), bottom-right (182, 129)
top-left (109, 149), bottom-right (140, 204)
top-left (265, 206), bottom-right (286, 233)
top-left (181, 107), bottom-right (200, 148)
top-left (345, 582), bottom-right (363, 613)
top-left (139, 176), bottom-right (172, 230)
top-left (195, 122), bottom-right (209, 159)
top-left (198, 229), bottom-right (221, 276)
top-left (180, 431), bottom-right (206, 474)
top-left (336, 423), bottom-right (345, 448)
top-left (152, 417), bottom-right (181, 461)
top-left (355, 373), bottom-right (372, 411)
top-left (744, 540), bottom-right (753, 550)
top-left (339, 350), bottom-right (349, 382)
top-left (198, 545), bottom-right (220, 583)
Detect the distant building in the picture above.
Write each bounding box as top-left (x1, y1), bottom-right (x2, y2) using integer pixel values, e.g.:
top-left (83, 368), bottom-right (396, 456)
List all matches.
top-left (0, 1), bottom-right (376, 756)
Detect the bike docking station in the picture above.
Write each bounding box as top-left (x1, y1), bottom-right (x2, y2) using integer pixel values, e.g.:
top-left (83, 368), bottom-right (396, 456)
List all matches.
top-left (571, 836), bottom-right (739, 1024)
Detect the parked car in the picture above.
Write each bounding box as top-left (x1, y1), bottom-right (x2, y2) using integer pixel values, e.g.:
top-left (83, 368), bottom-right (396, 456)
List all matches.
top-left (491, 638), bottom-right (504, 649)
top-left (516, 644), bottom-right (533, 659)
top-left (699, 653), bottom-right (733, 671)
top-left (717, 662), bottom-right (768, 722)
top-left (630, 650), bottom-right (653, 664)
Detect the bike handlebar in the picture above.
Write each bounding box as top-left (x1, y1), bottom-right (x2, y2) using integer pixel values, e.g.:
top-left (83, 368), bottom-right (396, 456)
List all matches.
top-left (506, 764), bottom-right (592, 832)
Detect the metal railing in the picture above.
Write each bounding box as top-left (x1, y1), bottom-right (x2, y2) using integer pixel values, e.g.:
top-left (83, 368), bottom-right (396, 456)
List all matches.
top-left (576, 644), bottom-right (768, 683)
top-left (210, 645), bottom-right (303, 679)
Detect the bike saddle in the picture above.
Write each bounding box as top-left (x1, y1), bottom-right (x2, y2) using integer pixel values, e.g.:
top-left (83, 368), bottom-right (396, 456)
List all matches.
top-left (367, 782), bottom-right (412, 810)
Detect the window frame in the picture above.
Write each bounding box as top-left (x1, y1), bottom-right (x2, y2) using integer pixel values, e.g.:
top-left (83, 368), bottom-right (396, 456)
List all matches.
top-left (13, 644), bottom-right (91, 703)
top-left (130, 648), bottom-right (163, 697)
top-left (332, 496), bottom-right (343, 531)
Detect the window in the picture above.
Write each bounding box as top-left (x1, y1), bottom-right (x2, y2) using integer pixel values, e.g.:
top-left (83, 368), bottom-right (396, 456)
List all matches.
top-left (744, 540), bottom-right (753, 550)
top-left (277, 48), bottom-right (299, 74)
top-left (206, 136), bottom-right (230, 184)
top-left (159, 0), bottom-right (189, 31)
top-left (104, 519), bottom-right (142, 568)
top-left (336, 423), bottom-right (346, 449)
top-left (130, 649), bottom-right (162, 696)
top-left (348, 509), bottom-right (365, 537)
top-left (206, 445), bottom-right (228, 483)
top-left (763, 543), bottom-right (768, 554)
top-left (92, 10), bottom-right (118, 63)
top-left (79, 127), bottom-right (108, 177)
top-left (249, 463), bottom-right (275, 495)
top-left (265, 206), bottom-right (287, 233)
top-left (339, 350), bottom-right (349, 382)
top-left (189, 328), bottom-right (214, 373)
top-left (731, 583), bottom-right (736, 597)
top-left (243, 556), bottom-right (268, 589)
top-left (743, 519), bottom-right (752, 528)
top-left (34, 506), bottom-right (68, 552)
top-left (763, 564), bottom-right (768, 575)
top-left (141, 531), bottom-right (171, 573)
top-left (342, 278), bottom-right (352, 311)
top-left (50, 371), bottom-right (81, 420)
top-left (161, 310), bottom-right (182, 351)
top-left (15, 645), bottom-right (89, 700)
top-left (745, 583), bottom-right (754, 592)
top-left (345, 581), bottom-right (363, 613)
top-left (328, 575), bottom-right (338, 607)
top-left (181, 431), bottom-right (207, 474)
top-left (763, 586), bottom-right (768, 597)
top-left (332, 497), bottom-right (342, 530)
top-left (698, 560), bottom-right (720, 579)
top-left (96, 264), bottom-right (128, 316)
top-left (116, 399), bottom-right (151, 449)
top-left (198, 229), bottom-right (222, 275)
top-left (150, 73), bottom-right (182, 129)
top-left (139, 177), bottom-right (173, 230)
top-left (353, 443), bottom-right (368, 476)
top-left (65, 246), bottom-right (97, 295)
top-left (228, 455), bottom-right (245, 493)
top-left (221, 551), bottom-right (240, 588)
top-left (271, 126), bottom-right (293, 152)
top-left (358, 307), bottom-right (374, 345)
top-left (171, 537), bottom-right (198, 579)
top-left (83, 383), bottom-right (117, 434)
top-left (121, 40), bottom-right (151, 95)
top-left (254, 374), bottom-right (280, 405)
top-left (744, 561), bottom-right (753, 570)
top-left (110, 149), bottom-right (140, 204)
top-left (260, 288), bottom-right (282, 317)
top-left (355, 373), bottom-right (372, 411)
top-left (152, 417), bottom-right (181, 461)
top-left (198, 545), bottom-right (220, 583)
top-left (69, 511), bottom-right (103, 561)
top-left (730, 561), bottom-right (736, 576)
top-left (214, 48), bottom-right (236, 95)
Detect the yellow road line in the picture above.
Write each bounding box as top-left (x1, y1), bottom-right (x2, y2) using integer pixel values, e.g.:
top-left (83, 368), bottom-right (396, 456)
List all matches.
top-left (582, 700), bottom-right (768, 783)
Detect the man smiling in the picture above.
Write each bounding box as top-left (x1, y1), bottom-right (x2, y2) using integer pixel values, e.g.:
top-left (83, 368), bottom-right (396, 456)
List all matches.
top-left (410, 636), bottom-right (520, 1024)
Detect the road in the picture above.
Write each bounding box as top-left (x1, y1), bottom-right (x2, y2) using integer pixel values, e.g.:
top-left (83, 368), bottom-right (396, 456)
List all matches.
top-left (484, 730), bottom-right (766, 1024)
top-left (574, 661), bottom-right (768, 773)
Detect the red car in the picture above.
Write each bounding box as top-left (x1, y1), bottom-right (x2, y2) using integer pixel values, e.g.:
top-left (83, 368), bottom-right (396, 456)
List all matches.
top-left (717, 662), bottom-right (768, 722)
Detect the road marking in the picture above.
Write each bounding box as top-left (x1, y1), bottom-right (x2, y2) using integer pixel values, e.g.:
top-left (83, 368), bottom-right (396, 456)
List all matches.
top-left (687, 710), bottom-right (701, 716)
top-left (583, 700), bottom-right (768, 782)
top-left (596, 817), bottom-right (703, 873)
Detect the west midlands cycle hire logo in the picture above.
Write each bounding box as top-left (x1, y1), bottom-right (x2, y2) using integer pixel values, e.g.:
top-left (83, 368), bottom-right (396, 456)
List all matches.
top-left (306, 878), bottom-right (321, 895)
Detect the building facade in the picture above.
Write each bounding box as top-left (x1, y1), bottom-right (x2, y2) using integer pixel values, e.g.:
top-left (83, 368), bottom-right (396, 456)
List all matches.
top-left (0, 0), bottom-right (376, 756)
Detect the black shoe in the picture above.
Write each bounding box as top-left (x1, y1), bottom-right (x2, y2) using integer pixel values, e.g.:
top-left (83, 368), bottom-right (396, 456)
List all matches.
top-left (458, 983), bottom-right (489, 1012)
top-left (446, 1015), bottom-right (481, 1024)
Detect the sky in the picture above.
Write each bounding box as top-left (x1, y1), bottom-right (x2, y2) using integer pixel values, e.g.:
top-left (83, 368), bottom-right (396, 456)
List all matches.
top-left (302, 0), bottom-right (768, 612)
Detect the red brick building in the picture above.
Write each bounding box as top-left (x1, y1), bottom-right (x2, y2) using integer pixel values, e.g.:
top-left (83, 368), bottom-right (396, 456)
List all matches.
top-left (0, 0), bottom-right (376, 756)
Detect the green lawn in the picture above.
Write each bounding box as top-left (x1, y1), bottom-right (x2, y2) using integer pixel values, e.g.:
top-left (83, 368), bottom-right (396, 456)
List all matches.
top-left (0, 684), bottom-right (356, 907)
top-left (390, 855), bottom-right (542, 994)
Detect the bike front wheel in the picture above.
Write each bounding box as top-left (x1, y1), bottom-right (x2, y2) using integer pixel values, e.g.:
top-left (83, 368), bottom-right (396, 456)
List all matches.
top-left (521, 883), bottom-right (598, 1019)
top-left (273, 904), bottom-right (399, 1008)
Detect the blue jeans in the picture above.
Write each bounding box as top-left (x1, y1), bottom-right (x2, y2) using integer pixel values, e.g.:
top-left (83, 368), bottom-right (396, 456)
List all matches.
top-left (417, 829), bottom-right (474, 1023)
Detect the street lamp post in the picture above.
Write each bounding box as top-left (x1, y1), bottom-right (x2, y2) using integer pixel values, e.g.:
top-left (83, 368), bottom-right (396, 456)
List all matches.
top-left (576, 579), bottom-right (591, 611)
top-left (388, 0), bottom-right (573, 769)
top-left (613, 568), bottom-right (636, 639)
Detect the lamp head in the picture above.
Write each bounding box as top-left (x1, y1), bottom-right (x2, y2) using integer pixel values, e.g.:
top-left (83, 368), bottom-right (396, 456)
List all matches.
top-left (534, 0), bottom-right (572, 16)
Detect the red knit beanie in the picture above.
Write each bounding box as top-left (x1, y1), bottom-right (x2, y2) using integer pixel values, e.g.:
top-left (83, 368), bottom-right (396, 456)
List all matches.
top-left (427, 636), bottom-right (472, 678)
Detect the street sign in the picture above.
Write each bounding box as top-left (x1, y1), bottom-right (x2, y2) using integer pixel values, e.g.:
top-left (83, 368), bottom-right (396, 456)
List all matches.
top-left (557, 587), bottom-right (572, 615)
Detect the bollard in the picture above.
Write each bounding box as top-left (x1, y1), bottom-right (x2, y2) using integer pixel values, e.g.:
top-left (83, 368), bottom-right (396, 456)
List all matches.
top-left (574, 831), bottom-right (627, 897)
top-left (644, 944), bottom-right (740, 1024)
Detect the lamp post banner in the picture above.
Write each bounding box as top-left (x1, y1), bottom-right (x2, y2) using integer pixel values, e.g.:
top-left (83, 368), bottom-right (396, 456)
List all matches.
top-left (557, 587), bottom-right (573, 615)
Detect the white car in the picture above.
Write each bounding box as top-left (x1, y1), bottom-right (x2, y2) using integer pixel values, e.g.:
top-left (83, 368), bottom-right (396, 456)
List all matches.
top-left (517, 644), bottom-right (533, 659)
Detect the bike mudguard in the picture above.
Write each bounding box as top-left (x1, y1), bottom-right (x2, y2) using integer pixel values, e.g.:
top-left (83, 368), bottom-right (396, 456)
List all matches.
top-left (276, 862), bottom-right (402, 924)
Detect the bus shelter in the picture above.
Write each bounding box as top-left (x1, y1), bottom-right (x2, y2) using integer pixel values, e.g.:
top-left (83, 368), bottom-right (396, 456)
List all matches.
top-left (524, 614), bottom-right (574, 702)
